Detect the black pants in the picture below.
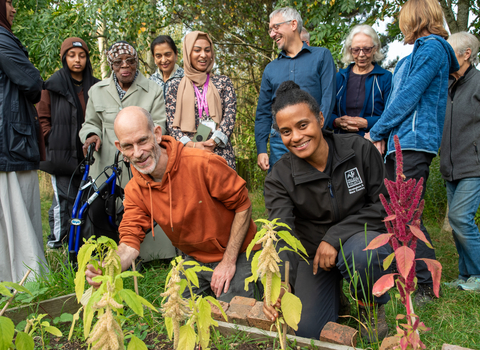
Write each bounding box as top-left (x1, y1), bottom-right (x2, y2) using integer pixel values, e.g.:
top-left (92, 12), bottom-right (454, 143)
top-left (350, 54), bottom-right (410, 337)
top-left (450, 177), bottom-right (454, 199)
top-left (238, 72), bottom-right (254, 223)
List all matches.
top-left (385, 151), bottom-right (437, 285)
top-left (294, 231), bottom-right (392, 339)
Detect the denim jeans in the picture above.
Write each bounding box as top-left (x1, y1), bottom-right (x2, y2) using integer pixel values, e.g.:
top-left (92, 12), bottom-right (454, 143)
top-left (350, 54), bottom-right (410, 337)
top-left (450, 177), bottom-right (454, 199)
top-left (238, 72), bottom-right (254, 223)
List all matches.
top-left (294, 231), bottom-right (392, 339)
top-left (269, 128), bottom-right (288, 169)
top-left (446, 178), bottom-right (480, 280)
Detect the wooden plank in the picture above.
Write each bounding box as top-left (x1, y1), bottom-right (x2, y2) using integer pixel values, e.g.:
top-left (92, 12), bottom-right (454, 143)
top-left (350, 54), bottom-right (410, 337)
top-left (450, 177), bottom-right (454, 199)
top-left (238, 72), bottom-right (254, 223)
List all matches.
top-left (216, 321), bottom-right (360, 350)
top-left (4, 293), bottom-right (81, 325)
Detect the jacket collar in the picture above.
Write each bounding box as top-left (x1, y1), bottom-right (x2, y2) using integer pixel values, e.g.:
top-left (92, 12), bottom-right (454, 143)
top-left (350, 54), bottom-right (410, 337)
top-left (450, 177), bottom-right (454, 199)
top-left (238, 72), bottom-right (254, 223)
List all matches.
top-left (278, 41), bottom-right (312, 60)
top-left (339, 62), bottom-right (387, 78)
top-left (45, 70), bottom-right (76, 103)
top-left (289, 130), bottom-right (356, 185)
top-left (97, 71), bottom-right (149, 105)
top-left (153, 64), bottom-right (184, 81)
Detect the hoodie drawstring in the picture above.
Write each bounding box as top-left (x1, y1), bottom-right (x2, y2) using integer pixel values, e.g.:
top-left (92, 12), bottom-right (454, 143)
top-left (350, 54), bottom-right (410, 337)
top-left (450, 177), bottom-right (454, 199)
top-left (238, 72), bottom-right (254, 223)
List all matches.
top-left (147, 182), bottom-right (155, 239)
top-left (168, 173), bottom-right (173, 232)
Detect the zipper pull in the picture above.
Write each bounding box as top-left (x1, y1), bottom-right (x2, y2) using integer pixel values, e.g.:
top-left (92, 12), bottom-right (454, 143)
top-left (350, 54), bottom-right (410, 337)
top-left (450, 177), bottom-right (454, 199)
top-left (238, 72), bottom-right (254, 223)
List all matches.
top-left (328, 181), bottom-right (334, 198)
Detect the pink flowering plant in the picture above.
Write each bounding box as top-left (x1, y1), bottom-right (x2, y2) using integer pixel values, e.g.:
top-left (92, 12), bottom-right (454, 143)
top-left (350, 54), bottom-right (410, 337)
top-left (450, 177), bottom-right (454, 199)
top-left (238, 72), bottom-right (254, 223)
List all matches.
top-left (364, 135), bottom-right (442, 349)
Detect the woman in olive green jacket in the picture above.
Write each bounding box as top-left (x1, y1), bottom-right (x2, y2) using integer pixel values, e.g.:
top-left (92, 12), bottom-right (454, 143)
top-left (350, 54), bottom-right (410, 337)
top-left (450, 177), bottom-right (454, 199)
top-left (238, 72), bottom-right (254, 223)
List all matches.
top-left (79, 41), bottom-right (166, 182)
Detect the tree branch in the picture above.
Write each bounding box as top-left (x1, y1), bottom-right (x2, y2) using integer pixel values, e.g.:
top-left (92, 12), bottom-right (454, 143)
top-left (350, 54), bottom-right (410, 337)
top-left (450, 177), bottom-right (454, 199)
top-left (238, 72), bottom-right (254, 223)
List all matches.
top-left (439, 0), bottom-right (459, 33)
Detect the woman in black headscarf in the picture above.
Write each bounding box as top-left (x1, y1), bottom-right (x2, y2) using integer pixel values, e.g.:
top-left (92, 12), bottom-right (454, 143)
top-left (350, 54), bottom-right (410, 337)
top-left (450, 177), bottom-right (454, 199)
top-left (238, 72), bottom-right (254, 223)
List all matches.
top-left (36, 37), bottom-right (99, 248)
top-left (0, 0), bottom-right (47, 282)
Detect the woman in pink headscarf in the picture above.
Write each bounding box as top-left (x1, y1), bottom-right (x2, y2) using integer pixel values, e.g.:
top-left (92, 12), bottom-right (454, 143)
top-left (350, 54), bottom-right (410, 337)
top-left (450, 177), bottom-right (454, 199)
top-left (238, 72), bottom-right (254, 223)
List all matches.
top-left (165, 31), bottom-right (237, 170)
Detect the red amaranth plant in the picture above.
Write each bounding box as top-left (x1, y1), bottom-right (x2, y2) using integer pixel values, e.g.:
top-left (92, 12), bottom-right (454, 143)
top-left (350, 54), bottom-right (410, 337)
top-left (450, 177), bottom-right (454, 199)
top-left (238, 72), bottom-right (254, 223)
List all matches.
top-left (364, 135), bottom-right (442, 349)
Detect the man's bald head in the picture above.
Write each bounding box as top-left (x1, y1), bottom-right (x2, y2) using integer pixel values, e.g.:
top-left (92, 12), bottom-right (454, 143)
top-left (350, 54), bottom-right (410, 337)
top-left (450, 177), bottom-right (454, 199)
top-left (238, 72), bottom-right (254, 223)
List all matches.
top-left (114, 106), bottom-right (155, 138)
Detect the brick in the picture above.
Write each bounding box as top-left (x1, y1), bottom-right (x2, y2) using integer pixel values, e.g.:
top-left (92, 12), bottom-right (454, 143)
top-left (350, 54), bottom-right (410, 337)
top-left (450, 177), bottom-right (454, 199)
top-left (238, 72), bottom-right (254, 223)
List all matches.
top-left (229, 296), bottom-right (257, 307)
top-left (246, 301), bottom-right (296, 335)
top-left (442, 345), bottom-right (474, 350)
top-left (319, 322), bottom-right (358, 347)
top-left (246, 301), bottom-right (276, 331)
top-left (208, 300), bottom-right (229, 322)
top-left (380, 336), bottom-right (400, 350)
top-left (226, 296), bottom-right (256, 326)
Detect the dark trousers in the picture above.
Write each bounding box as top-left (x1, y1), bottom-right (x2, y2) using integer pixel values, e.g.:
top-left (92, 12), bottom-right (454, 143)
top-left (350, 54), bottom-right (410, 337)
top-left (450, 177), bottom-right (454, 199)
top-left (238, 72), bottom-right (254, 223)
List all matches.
top-left (182, 252), bottom-right (258, 303)
top-left (385, 151), bottom-right (437, 285)
top-left (47, 174), bottom-right (81, 248)
top-left (294, 231), bottom-right (392, 339)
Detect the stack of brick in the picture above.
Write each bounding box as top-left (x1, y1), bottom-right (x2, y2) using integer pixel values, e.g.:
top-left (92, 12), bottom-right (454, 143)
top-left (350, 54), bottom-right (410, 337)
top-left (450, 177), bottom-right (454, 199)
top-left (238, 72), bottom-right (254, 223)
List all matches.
top-left (209, 296), bottom-right (357, 345)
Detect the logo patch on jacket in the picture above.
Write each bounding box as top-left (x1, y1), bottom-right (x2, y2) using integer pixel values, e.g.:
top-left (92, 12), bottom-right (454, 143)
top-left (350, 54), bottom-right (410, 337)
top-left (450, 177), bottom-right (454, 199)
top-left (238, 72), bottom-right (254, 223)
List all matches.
top-left (345, 167), bottom-right (365, 194)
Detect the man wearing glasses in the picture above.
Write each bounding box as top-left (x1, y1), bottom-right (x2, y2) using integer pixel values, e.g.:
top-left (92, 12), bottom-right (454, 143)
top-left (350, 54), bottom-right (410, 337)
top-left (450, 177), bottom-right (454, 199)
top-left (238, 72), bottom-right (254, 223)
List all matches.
top-left (79, 41), bottom-right (176, 260)
top-left (255, 7), bottom-right (336, 172)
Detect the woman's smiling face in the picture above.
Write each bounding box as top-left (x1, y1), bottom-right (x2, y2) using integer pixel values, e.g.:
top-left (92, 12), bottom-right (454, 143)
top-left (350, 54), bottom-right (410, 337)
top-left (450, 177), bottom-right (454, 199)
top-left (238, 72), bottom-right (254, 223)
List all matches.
top-left (276, 102), bottom-right (324, 162)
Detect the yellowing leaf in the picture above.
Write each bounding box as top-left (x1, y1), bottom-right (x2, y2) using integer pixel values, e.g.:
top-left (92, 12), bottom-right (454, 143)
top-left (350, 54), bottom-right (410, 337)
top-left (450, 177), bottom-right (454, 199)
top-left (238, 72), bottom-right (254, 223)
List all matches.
top-left (383, 252), bottom-right (395, 271)
top-left (281, 291), bottom-right (302, 331)
top-left (178, 324), bottom-right (196, 350)
top-left (119, 289), bottom-right (142, 316)
top-left (165, 317), bottom-right (173, 340)
top-left (0, 316), bottom-right (15, 350)
top-left (15, 332), bottom-right (34, 350)
top-left (127, 335), bottom-right (148, 350)
top-left (44, 325), bottom-right (62, 337)
top-left (68, 308), bottom-right (82, 340)
top-left (270, 273), bottom-right (282, 305)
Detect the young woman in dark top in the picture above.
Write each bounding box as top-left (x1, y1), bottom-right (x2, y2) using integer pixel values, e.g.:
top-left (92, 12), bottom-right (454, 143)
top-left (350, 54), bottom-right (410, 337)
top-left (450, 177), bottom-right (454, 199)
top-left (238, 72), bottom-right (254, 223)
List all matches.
top-left (263, 81), bottom-right (392, 342)
top-left (36, 37), bottom-right (99, 248)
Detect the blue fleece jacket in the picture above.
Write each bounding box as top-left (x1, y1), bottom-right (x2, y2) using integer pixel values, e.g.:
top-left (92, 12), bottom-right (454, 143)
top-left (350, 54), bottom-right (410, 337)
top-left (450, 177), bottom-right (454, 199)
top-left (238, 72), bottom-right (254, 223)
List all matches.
top-left (328, 63), bottom-right (392, 136)
top-left (369, 35), bottom-right (459, 156)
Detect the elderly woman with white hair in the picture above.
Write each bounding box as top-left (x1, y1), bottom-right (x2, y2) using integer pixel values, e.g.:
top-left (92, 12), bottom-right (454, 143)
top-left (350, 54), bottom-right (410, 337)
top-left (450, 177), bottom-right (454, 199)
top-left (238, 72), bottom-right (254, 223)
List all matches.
top-left (328, 25), bottom-right (392, 135)
top-left (440, 31), bottom-right (480, 291)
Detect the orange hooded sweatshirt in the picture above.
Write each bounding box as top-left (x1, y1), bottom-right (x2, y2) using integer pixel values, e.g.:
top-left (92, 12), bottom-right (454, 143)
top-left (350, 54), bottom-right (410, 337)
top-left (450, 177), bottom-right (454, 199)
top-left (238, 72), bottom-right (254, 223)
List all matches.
top-left (119, 135), bottom-right (257, 263)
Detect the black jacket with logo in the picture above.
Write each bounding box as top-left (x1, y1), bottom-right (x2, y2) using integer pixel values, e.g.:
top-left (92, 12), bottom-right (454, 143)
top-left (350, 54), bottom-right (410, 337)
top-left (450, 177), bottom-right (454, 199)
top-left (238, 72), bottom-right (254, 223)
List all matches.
top-left (0, 27), bottom-right (43, 172)
top-left (265, 131), bottom-right (388, 279)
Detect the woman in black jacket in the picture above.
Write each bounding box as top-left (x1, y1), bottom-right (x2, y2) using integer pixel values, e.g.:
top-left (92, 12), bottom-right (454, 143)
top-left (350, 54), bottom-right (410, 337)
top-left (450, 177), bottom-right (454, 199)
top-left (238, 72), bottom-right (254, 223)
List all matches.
top-left (0, 0), bottom-right (47, 282)
top-left (263, 81), bottom-right (392, 342)
top-left (37, 37), bottom-right (99, 248)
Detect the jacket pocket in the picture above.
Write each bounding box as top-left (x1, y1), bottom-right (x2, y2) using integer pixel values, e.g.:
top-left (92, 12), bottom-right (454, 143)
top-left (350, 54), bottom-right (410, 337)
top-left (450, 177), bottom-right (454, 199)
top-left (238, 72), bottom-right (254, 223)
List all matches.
top-left (9, 121), bottom-right (40, 162)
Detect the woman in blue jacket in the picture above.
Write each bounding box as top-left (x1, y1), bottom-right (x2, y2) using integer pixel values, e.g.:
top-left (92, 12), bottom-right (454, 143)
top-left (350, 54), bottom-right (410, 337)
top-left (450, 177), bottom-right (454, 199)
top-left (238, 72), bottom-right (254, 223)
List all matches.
top-left (368, 0), bottom-right (459, 307)
top-left (328, 25), bottom-right (392, 136)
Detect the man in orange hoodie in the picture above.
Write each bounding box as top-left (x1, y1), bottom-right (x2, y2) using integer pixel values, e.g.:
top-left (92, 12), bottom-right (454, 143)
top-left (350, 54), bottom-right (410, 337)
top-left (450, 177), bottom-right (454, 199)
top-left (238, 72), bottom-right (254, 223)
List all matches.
top-left (86, 106), bottom-right (257, 302)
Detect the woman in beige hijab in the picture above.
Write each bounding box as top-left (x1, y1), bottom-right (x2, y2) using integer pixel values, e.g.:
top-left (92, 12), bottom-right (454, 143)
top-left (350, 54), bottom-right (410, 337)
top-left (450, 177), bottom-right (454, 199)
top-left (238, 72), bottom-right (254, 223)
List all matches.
top-left (165, 31), bottom-right (237, 170)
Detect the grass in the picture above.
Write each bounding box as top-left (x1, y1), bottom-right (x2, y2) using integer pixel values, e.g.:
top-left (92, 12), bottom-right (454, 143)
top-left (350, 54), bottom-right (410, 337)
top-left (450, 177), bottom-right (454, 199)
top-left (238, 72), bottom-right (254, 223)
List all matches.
top-left (7, 169), bottom-right (476, 349)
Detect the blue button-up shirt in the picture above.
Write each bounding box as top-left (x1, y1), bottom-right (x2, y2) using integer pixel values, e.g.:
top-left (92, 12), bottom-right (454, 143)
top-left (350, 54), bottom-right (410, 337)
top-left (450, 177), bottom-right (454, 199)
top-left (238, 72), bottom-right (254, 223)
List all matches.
top-left (254, 43), bottom-right (336, 155)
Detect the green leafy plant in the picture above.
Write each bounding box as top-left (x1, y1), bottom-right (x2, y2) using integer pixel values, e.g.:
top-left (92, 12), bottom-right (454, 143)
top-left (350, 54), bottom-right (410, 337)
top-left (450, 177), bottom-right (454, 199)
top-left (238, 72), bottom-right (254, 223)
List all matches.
top-left (23, 313), bottom-right (62, 350)
top-left (72, 236), bottom-right (157, 350)
top-left (160, 256), bottom-right (227, 350)
top-left (365, 136), bottom-right (442, 349)
top-left (0, 281), bottom-right (35, 350)
top-left (245, 218), bottom-right (308, 350)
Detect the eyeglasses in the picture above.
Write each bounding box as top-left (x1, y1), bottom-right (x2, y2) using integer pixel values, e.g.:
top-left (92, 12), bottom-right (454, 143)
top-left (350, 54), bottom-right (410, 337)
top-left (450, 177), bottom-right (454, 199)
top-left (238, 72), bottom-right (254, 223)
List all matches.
top-left (350, 46), bottom-right (375, 55)
top-left (112, 58), bottom-right (137, 68)
top-left (268, 20), bottom-right (292, 35)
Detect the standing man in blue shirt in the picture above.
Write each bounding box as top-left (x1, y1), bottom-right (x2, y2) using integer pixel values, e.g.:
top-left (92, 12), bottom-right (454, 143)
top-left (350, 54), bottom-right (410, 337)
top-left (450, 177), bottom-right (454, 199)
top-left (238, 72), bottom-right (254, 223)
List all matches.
top-left (255, 7), bottom-right (336, 171)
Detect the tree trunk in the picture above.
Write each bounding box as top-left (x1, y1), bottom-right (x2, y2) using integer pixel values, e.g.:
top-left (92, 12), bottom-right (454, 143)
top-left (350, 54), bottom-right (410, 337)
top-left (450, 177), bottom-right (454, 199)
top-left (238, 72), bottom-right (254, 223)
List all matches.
top-left (439, 0), bottom-right (470, 34)
top-left (144, 0), bottom-right (157, 76)
top-left (97, 18), bottom-right (109, 79)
